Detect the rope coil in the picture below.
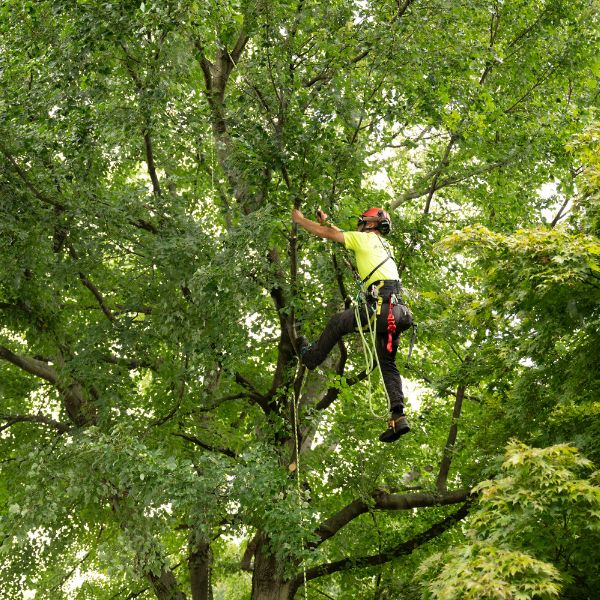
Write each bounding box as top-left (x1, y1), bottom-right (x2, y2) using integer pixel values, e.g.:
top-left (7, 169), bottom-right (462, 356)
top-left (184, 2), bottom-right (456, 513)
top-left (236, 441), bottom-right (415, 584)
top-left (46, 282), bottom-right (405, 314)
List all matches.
top-left (354, 292), bottom-right (392, 420)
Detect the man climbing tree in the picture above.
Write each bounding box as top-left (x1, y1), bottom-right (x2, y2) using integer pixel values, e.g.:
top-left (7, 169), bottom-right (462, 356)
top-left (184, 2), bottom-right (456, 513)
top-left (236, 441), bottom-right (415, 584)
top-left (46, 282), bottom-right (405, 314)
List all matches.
top-left (291, 207), bottom-right (413, 442)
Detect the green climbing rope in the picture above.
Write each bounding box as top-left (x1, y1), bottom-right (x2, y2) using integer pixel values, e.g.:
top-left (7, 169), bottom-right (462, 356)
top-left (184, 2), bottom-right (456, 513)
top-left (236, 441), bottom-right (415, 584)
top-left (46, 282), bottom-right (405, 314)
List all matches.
top-left (354, 292), bottom-right (392, 420)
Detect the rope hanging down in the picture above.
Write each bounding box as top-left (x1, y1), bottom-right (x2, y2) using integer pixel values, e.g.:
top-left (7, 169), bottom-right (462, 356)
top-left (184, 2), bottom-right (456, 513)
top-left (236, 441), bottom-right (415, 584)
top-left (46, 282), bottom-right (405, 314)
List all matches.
top-left (354, 292), bottom-right (393, 420)
top-left (292, 367), bottom-right (309, 600)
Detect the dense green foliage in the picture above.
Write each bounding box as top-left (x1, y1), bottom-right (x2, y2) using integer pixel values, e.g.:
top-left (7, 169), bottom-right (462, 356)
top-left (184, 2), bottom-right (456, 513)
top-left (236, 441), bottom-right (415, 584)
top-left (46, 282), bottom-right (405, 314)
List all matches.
top-left (1, 0), bottom-right (598, 598)
top-left (419, 442), bottom-right (600, 599)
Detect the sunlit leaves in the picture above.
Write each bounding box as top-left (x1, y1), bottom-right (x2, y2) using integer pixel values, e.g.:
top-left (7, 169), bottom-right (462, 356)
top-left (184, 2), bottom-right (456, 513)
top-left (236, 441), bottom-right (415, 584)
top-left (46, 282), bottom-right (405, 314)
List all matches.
top-left (419, 441), bottom-right (600, 599)
top-left (0, 0), bottom-right (599, 597)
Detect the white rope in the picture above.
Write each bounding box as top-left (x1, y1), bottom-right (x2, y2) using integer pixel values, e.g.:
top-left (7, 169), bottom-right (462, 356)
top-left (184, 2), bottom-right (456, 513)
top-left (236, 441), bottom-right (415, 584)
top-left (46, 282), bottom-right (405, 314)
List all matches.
top-left (292, 369), bottom-right (309, 600)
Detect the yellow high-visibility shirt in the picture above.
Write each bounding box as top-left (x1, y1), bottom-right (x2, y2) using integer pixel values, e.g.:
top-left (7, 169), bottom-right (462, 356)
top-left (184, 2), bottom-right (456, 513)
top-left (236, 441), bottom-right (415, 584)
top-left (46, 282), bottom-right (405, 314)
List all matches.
top-left (343, 231), bottom-right (399, 287)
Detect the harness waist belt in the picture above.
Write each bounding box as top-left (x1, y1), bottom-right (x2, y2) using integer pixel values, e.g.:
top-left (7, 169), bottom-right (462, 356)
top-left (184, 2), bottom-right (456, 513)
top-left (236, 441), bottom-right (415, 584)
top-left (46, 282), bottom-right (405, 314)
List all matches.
top-left (371, 279), bottom-right (401, 288)
top-left (369, 280), bottom-right (402, 295)
top-left (366, 280), bottom-right (404, 303)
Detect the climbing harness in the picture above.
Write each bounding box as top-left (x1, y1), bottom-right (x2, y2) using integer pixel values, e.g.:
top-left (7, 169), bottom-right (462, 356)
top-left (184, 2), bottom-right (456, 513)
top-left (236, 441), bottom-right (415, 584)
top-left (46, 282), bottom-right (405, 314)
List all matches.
top-left (353, 237), bottom-right (417, 375)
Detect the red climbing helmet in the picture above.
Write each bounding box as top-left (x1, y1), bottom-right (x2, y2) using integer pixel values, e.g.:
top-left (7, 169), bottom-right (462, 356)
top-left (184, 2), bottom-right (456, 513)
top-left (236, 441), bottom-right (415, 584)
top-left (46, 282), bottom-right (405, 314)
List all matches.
top-left (357, 207), bottom-right (391, 235)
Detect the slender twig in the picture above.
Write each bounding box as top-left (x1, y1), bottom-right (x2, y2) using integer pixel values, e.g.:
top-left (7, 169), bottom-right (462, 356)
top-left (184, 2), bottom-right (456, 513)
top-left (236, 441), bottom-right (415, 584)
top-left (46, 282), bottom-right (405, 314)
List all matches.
top-left (171, 432), bottom-right (237, 459)
top-left (550, 196), bottom-right (571, 228)
top-left (49, 527), bottom-right (103, 593)
top-left (504, 63), bottom-right (559, 114)
top-left (0, 143), bottom-right (64, 209)
top-left (67, 244), bottom-right (115, 322)
top-left (391, 156), bottom-right (514, 209)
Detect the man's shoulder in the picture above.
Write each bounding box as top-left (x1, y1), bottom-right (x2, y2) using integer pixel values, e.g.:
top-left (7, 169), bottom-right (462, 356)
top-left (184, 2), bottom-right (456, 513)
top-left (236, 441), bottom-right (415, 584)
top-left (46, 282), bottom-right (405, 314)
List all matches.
top-left (344, 231), bottom-right (371, 249)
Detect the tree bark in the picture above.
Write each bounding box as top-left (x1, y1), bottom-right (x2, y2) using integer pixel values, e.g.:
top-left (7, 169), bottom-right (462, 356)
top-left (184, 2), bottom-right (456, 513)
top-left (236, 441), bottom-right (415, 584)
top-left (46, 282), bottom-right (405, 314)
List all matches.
top-left (0, 346), bottom-right (97, 427)
top-left (148, 568), bottom-right (186, 600)
top-left (250, 533), bottom-right (293, 600)
top-left (189, 535), bottom-right (213, 600)
top-left (314, 489), bottom-right (469, 547)
top-left (437, 384), bottom-right (466, 492)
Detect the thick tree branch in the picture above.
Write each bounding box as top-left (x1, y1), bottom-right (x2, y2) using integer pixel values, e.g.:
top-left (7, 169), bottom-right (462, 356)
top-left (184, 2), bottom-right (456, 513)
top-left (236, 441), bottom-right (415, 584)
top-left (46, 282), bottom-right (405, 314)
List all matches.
top-left (265, 249), bottom-right (297, 409)
top-left (312, 488), bottom-right (469, 548)
top-left (331, 253), bottom-right (350, 308)
top-left (478, 8), bottom-right (501, 86)
top-left (436, 384), bottom-right (466, 492)
top-left (550, 195), bottom-right (571, 228)
top-left (131, 217), bottom-right (160, 234)
top-left (294, 500), bottom-right (471, 589)
top-left (229, 28), bottom-right (250, 67)
top-left (195, 26), bottom-right (257, 208)
top-left (102, 354), bottom-right (159, 371)
top-left (78, 272), bottom-right (115, 322)
top-left (188, 532), bottom-right (213, 600)
top-left (234, 372), bottom-right (269, 411)
top-left (147, 567), bottom-right (185, 600)
top-left (0, 346), bottom-right (60, 384)
top-left (195, 26), bottom-right (249, 109)
top-left (241, 532), bottom-right (260, 572)
top-left (0, 346), bottom-right (95, 427)
top-left (0, 413), bottom-right (71, 434)
top-left (288, 209), bottom-right (301, 356)
top-left (196, 46), bottom-right (214, 90)
top-left (393, 0), bottom-right (413, 22)
top-left (143, 129), bottom-right (162, 196)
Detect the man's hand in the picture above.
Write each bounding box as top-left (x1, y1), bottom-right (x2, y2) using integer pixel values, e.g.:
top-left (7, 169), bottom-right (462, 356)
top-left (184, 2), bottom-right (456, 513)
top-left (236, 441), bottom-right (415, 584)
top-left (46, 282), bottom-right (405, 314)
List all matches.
top-left (291, 207), bottom-right (345, 244)
top-left (316, 208), bottom-right (328, 224)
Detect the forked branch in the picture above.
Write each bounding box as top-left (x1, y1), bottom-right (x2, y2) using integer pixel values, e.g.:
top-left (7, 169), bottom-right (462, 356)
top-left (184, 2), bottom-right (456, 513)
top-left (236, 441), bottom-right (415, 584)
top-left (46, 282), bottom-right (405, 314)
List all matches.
top-left (293, 499), bottom-right (471, 590)
top-left (312, 488), bottom-right (469, 548)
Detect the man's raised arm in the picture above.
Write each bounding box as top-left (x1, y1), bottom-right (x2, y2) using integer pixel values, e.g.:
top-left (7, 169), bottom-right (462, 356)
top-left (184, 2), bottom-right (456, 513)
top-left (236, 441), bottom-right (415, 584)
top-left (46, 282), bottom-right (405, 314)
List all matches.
top-left (291, 209), bottom-right (345, 244)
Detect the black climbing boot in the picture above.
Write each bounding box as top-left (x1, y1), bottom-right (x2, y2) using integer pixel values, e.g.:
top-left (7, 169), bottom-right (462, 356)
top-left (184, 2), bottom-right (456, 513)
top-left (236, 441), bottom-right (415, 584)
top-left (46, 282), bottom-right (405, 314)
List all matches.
top-left (379, 413), bottom-right (410, 443)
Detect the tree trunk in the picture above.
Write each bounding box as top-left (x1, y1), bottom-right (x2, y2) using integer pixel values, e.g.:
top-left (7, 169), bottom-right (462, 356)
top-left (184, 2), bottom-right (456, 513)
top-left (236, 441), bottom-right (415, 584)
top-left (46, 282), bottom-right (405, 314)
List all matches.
top-left (189, 535), bottom-right (213, 600)
top-left (250, 533), bottom-right (294, 600)
top-left (148, 568), bottom-right (186, 600)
